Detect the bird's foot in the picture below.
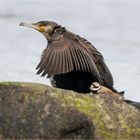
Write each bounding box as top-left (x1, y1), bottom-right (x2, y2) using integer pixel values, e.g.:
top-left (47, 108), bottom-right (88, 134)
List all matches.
top-left (90, 82), bottom-right (101, 93)
top-left (90, 82), bottom-right (124, 100)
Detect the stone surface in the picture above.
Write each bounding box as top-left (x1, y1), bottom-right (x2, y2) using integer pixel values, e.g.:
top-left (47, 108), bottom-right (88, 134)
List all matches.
top-left (0, 82), bottom-right (140, 139)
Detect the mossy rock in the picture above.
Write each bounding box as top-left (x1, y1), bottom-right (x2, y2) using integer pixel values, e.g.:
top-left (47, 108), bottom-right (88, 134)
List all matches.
top-left (0, 82), bottom-right (140, 139)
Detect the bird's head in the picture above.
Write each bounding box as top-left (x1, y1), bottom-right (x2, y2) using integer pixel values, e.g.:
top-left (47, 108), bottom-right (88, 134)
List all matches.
top-left (19, 21), bottom-right (60, 40)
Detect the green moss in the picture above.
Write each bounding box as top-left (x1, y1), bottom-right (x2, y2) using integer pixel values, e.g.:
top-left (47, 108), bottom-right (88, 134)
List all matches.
top-left (0, 82), bottom-right (48, 94)
top-left (61, 94), bottom-right (118, 139)
top-left (136, 128), bottom-right (140, 136)
top-left (0, 81), bottom-right (18, 86)
top-left (0, 82), bottom-right (140, 139)
top-left (60, 93), bottom-right (140, 139)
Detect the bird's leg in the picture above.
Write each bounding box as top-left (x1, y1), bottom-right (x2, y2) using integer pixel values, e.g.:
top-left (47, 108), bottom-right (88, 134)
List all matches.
top-left (90, 82), bottom-right (124, 100)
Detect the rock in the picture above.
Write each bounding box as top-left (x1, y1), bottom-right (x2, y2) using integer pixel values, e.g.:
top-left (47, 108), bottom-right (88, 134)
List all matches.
top-left (0, 82), bottom-right (140, 139)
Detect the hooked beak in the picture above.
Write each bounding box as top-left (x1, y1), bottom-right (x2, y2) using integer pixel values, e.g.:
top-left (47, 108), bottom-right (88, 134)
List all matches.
top-left (19, 22), bottom-right (38, 30)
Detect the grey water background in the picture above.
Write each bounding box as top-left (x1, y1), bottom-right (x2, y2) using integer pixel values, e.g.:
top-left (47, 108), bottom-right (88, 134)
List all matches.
top-left (0, 0), bottom-right (140, 101)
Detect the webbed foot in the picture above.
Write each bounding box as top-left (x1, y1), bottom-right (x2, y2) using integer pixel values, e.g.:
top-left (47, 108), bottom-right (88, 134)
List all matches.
top-left (90, 82), bottom-right (124, 100)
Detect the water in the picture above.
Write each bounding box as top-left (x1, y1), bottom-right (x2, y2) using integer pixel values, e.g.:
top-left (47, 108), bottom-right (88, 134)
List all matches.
top-left (0, 0), bottom-right (140, 102)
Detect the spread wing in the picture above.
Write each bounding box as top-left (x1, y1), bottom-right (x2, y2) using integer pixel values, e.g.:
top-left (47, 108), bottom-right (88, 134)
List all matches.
top-left (74, 34), bottom-right (114, 85)
top-left (36, 34), bottom-right (102, 83)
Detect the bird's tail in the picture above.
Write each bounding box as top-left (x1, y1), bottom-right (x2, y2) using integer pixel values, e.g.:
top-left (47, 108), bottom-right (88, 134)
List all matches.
top-left (107, 85), bottom-right (125, 96)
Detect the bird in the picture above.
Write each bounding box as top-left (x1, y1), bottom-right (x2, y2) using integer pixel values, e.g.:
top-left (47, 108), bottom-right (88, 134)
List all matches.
top-left (20, 20), bottom-right (117, 93)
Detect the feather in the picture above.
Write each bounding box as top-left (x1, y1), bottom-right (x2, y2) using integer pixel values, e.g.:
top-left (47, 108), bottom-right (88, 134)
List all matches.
top-left (36, 29), bottom-right (113, 85)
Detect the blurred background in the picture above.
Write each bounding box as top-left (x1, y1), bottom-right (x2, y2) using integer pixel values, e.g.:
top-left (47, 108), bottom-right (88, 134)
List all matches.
top-left (0, 0), bottom-right (140, 101)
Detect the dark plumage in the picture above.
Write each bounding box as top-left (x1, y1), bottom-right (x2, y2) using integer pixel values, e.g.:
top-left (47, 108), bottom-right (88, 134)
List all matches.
top-left (20, 20), bottom-right (117, 93)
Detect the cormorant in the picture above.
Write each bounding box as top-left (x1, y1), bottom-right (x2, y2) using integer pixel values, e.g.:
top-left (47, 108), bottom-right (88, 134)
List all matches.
top-left (20, 21), bottom-right (117, 93)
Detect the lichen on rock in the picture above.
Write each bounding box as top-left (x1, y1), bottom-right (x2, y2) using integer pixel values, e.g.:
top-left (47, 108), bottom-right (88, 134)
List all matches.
top-left (0, 82), bottom-right (140, 139)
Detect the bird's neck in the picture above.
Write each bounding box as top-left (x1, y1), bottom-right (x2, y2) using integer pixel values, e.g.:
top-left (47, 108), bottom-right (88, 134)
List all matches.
top-left (43, 32), bottom-right (54, 42)
top-left (45, 27), bottom-right (65, 42)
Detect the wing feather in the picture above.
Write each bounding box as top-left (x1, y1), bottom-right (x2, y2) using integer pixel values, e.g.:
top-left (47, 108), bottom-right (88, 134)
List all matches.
top-left (70, 47), bottom-right (80, 70)
top-left (41, 49), bottom-right (55, 76)
top-left (36, 47), bottom-right (52, 74)
top-left (52, 51), bottom-right (59, 74)
top-left (77, 47), bottom-right (89, 71)
top-left (65, 45), bottom-right (73, 72)
top-left (63, 51), bottom-right (67, 73)
top-left (36, 32), bottom-right (103, 83)
top-left (73, 33), bottom-right (113, 85)
top-left (41, 48), bottom-right (54, 76)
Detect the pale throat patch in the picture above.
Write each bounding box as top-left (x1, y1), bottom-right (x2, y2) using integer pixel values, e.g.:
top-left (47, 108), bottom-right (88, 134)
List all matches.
top-left (44, 25), bottom-right (53, 33)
